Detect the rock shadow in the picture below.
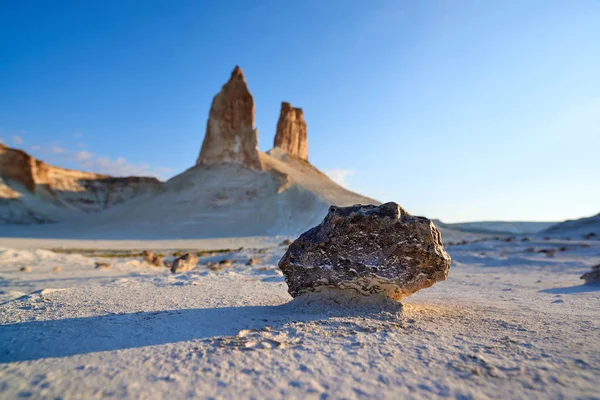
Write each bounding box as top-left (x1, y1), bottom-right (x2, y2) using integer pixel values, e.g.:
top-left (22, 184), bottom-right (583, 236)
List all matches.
top-left (539, 283), bottom-right (600, 295)
top-left (0, 298), bottom-right (401, 363)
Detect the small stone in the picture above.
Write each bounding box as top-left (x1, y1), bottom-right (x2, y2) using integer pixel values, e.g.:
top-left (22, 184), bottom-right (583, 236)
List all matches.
top-left (171, 253), bottom-right (199, 274)
top-left (20, 266), bottom-right (31, 272)
top-left (95, 262), bottom-right (111, 270)
top-left (281, 239), bottom-right (292, 246)
top-left (219, 259), bottom-right (233, 267)
top-left (53, 266), bottom-right (61, 272)
top-left (278, 202), bottom-right (451, 300)
top-left (246, 258), bottom-right (260, 266)
top-left (143, 250), bottom-right (164, 267)
top-left (206, 262), bottom-right (222, 272)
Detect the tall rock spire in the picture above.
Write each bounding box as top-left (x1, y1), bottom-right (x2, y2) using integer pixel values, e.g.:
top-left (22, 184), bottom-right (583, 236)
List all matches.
top-left (273, 102), bottom-right (308, 161)
top-left (196, 66), bottom-right (262, 170)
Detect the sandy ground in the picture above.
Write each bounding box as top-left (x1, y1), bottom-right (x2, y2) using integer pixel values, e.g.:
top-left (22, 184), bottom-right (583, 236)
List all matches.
top-left (0, 236), bottom-right (599, 399)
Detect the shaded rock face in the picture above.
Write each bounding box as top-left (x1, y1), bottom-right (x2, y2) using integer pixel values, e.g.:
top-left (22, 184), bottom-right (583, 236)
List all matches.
top-left (278, 202), bottom-right (451, 300)
top-left (273, 102), bottom-right (308, 161)
top-left (171, 253), bottom-right (199, 274)
top-left (581, 264), bottom-right (600, 284)
top-left (196, 66), bottom-right (261, 170)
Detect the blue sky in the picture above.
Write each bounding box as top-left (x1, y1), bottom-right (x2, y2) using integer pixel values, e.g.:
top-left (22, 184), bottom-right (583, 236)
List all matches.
top-left (1, 0), bottom-right (599, 222)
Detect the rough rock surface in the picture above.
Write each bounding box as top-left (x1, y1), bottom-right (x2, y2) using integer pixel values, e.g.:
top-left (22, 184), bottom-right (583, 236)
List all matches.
top-left (171, 253), bottom-right (199, 274)
top-left (278, 202), bottom-right (451, 300)
top-left (581, 264), bottom-right (600, 284)
top-left (196, 66), bottom-right (261, 170)
top-left (273, 102), bottom-right (308, 161)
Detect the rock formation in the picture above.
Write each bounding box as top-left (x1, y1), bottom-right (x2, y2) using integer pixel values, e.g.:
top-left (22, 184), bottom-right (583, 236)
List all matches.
top-left (581, 264), bottom-right (600, 284)
top-left (273, 102), bottom-right (308, 161)
top-left (171, 253), bottom-right (199, 274)
top-left (196, 66), bottom-right (261, 170)
top-left (278, 202), bottom-right (451, 300)
top-left (0, 144), bottom-right (161, 223)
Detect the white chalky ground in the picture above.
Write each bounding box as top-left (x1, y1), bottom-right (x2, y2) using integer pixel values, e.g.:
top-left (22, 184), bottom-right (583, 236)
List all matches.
top-left (0, 236), bottom-right (598, 399)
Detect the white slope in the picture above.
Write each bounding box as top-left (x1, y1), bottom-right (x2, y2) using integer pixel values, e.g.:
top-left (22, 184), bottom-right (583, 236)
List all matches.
top-left (1, 149), bottom-right (478, 242)
top-left (11, 150), bottom-right (378, 240)
top-left (542, 213), bottom-right (600, 238)
top-left (0, 178), bottom-right (65, 224)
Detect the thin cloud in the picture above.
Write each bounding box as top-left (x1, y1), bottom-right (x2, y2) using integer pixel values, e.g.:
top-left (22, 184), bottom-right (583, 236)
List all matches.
top-left (31, 145), bottom-right (41, 151)
top-left (72, 132), bottom-right (84, 138)
top-left (325, 169), bottom-right (355, 188)
top-left (50, 146), bottom-right (67, 154)
top-left (12, 135), bottom-right (23, 145)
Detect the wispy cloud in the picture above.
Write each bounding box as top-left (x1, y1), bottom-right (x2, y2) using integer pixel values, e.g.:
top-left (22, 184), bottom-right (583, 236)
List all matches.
top-left (50, 146), bottom-right (67, 154)
top-left (325, 169), bottom-right (355, 188)
top-left (72, 132), bottom-right (84, 138)
top-left (30, 145), bottom-right (171, 180)
top-left (12, 135), bottom-right (23, 145)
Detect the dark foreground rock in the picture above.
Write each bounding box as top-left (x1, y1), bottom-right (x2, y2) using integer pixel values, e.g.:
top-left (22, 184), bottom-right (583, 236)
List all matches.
top-left (171, 253), bottom-right (199, 274)
top-left (278, 202), bottom-right (451, 300)
top-left (581, 264), bottom-right (600, 284)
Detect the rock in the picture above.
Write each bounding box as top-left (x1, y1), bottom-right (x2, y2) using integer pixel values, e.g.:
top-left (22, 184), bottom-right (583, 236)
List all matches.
top-left (196, 66), bottom-right (261, 170)
top-left (53, 266), bottom-right (61, 272)
top-left (537, 248), bottom-right (557, 257)
top-left (219, 259), bottom-right (233, 267)
top-left (581, 264), bottom-right (600, 284)
top-left (95, 262), bottom-right (111, 270)
top-left (142, 250), bottom-right (153, 261)
top-left (142, 250), bottom-right (165, 267)
top-left (0, 144), bottom-right (160, 223)
top-left (246, 258), bottom-right (260, 266)
top-left (273, 102), bottom-right (308, 160)
top-left (151, 255), bottom-right (165, 267)
top-left (583, 232), bottom-right (597, 240)
top-left (206, 262), bottom-right (222, 272)
top-left (171, 253), bottom-right (199, 274)
top-left (281, 239), bottom-right (292, 246)
top-left (278, 202), bottom-right (451, 300)
top-left (20, 266), bottom-right (31, 272)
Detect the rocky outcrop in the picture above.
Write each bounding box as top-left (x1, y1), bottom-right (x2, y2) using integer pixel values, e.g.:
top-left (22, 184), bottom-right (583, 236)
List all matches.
top-left (273, 102), bottom-right (308, 161)
top-left (0, 144), bottom-right (161, 223)
top-left (278, 202), bottom-right (451, 301)
top-left (196, 66), bottom-right (261, 170)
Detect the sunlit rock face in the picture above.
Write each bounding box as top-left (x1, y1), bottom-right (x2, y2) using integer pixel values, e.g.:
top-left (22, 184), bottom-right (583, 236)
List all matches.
top-left (0, 143), bottom-right (160, 217)
top-left (279, 202), bottom-right (451, 301)
top-left (273, 102), bottom-right (308, 161)
top-left (196, 66), bottom-right (261, 171)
